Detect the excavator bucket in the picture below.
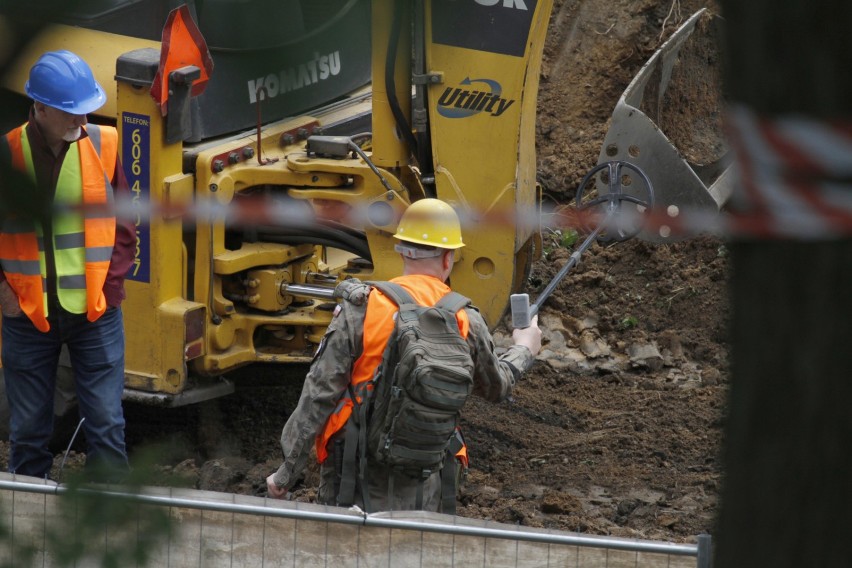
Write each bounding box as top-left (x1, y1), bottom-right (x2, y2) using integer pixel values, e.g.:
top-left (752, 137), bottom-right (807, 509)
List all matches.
top-left (597, 8), bottom-right (730, 242)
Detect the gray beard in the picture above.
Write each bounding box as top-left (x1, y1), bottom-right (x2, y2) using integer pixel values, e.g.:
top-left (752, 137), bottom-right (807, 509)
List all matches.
top-left (62, 127), bottom-right (81, 142)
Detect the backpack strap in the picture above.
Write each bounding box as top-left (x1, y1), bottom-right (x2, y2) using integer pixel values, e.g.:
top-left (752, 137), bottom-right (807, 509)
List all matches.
top-left (441, 429), bottom-right (468, 515)
top-left (338, 380), bottom-right (378, 513)
top-left (333, 279), bottom-right (374, 510)
top-left (434, 291), bottom-right (471, 314)
top-left (357, 398), bottom-right (373, 513)
top-left (337, 384), bottom-right (362, 508)
top-left (440, 459), bottom-right (455, 514)
top-left (368, 280), bottom-right (416, 308)
top-left (334, 278), bottom-right (371, 306)
top-left (370, 281), bottom-right (471, 315)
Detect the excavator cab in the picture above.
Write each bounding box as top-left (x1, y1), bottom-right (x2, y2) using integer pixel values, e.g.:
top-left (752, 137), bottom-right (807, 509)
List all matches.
top-left (1, 0), bottom-right (373, 138)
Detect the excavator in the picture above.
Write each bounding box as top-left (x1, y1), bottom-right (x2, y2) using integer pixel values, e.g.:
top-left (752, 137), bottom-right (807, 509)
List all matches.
top-left (0, 1), bottom-right (726, 415)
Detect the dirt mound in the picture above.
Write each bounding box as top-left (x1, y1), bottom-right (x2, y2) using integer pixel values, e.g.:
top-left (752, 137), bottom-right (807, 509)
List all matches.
top-left (459, 235), bottom-right (728, 541)
top-left (470, 0), bottom-right (728, 541)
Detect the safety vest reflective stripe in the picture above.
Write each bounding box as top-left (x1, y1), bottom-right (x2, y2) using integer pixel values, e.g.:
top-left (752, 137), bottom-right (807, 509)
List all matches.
top-left (0, 123), bottom-right (117, 331)
top-left (59, 275), bottom-right (87, 289)
top-left (86, 247), bottom-right (114, 262)
top-left (315, 275), bottom-right (470, 463)
top-left (54, 233), bottom-right (85, 249)
top-left (2, 259), bottom-right (41, 276)
top-left (1, 218), bottom-right (37, 234)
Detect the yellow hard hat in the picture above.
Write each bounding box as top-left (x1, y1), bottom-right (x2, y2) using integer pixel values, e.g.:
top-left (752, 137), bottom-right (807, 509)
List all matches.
top-left (394, 199), bottom-right (465, 249)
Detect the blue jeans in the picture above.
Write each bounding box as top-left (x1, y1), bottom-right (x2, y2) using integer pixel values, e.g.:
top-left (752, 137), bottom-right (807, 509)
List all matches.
top-left (2, 306), bottom-right (128, 479)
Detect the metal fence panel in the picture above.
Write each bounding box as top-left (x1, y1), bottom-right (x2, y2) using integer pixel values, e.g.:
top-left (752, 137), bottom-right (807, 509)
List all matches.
top-left (0, 474), bottom-right (706, 568)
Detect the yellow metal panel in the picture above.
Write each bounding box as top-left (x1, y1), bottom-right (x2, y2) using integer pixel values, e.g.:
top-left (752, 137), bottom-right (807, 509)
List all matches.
top-left (370, 0), bottom-right (411, 168)
top-left (117, 56), bottom-right (189, 393)
top-left (213, 243), bottom-right (315, 276)
top-left (163, 173), bottom-right (194, 218)
top-left (0, 24), bottom-right (159, 120)
top-left (424, 0), bottom-right (552, 326)
top-left (427, 44), bottom-right (525, 208)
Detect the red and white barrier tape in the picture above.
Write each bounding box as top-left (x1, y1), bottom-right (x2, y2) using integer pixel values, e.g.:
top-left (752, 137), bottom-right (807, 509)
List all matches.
top-left (724, 105), bottom-right (852, 239)
top-left (5, 106), bottom-right (852, 242)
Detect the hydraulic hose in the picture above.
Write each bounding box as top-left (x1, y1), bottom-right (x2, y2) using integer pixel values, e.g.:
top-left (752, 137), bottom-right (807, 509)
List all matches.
top-left (254, 222), bottom-right (365, 242)
top-left (261, 235), bottom-right (370, 261)
top-left (385, 1), bottom-right (421, 164)
top-left (255, 224), bottom-right (371, 260)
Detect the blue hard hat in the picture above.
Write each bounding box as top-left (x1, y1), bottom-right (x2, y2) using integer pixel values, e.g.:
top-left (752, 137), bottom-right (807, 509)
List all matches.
top-left (24, 50), bottom-right (106, 115)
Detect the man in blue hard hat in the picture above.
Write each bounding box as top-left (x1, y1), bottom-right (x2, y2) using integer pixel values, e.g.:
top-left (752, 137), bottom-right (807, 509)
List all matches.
top-left (0, 50), bottom-right (135, 480)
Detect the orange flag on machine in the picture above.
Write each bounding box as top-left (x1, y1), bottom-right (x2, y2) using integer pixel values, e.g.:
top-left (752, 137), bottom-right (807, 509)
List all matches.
top-left (150, 4), bottom-right (214, 116)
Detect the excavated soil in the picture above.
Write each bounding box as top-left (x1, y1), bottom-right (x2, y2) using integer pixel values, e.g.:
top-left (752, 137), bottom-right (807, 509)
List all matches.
top-left (464, 1), bottom-right (728, 542)
top-left (1, 0), bottom-right (728, 545)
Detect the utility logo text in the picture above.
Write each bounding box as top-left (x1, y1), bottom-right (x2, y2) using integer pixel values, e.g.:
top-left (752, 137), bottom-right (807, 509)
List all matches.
top-left (436, 78), bottom-right (515, 118)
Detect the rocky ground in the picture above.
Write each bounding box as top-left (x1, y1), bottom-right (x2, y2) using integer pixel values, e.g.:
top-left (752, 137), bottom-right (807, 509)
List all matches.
top-left (0, 0), bottom-right (728, 546)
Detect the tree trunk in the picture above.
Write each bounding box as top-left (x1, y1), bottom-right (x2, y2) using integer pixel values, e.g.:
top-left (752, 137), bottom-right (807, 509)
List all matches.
top-left (716, 1), bottom-right (852, 566)
top-left (719, 2), bottom-right (852, 118)
top-left (718, 240), bottom-right (852, 566)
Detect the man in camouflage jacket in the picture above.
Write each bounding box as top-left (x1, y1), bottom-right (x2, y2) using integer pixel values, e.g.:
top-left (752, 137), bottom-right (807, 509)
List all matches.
top-left (266, 199), bottom-right (541, 512)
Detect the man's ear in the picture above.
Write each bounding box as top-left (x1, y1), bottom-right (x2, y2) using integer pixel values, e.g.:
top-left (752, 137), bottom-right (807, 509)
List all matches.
top-left (442, 249), bottom-right (453, 271)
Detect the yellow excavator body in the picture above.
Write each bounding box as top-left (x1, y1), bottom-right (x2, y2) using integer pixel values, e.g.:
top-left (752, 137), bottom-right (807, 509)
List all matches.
top-left (0, 0), bottom-right (552, 405)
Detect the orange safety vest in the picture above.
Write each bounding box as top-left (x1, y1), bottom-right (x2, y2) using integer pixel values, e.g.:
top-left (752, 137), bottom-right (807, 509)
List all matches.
top-left (0, 123), bottom-right (117, 332)
top-left (316, 274), bottom-right (471, 463)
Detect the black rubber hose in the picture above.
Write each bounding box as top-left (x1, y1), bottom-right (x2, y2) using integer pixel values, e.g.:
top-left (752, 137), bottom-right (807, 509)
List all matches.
top-left (255, 223), bottom-right (365, 243)
top-left (386, 1), bottom-right (420, 161)
top-left (314, 219), bottom-right (365, 239)
top-left (255, 225), bottom-right (371, 260)
top-left (261, 234), bottom-right (371, 261)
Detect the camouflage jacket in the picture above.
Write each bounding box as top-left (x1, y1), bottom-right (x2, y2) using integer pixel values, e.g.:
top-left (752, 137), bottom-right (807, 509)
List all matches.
top-left (270, 277), bottom-right (535, 494)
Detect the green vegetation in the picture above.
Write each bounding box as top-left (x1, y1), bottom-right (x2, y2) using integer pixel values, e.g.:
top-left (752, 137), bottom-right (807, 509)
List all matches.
top-left (619, 315), bottom-right (639, 330)
top-left (0, 450), bottom-right (173, 568)
top-left (543, 227), bottom-right (579, 260)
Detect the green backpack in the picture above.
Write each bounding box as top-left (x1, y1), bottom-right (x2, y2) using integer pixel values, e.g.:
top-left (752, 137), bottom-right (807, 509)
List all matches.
top-left (338, 280), bottom-right (474, 512)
